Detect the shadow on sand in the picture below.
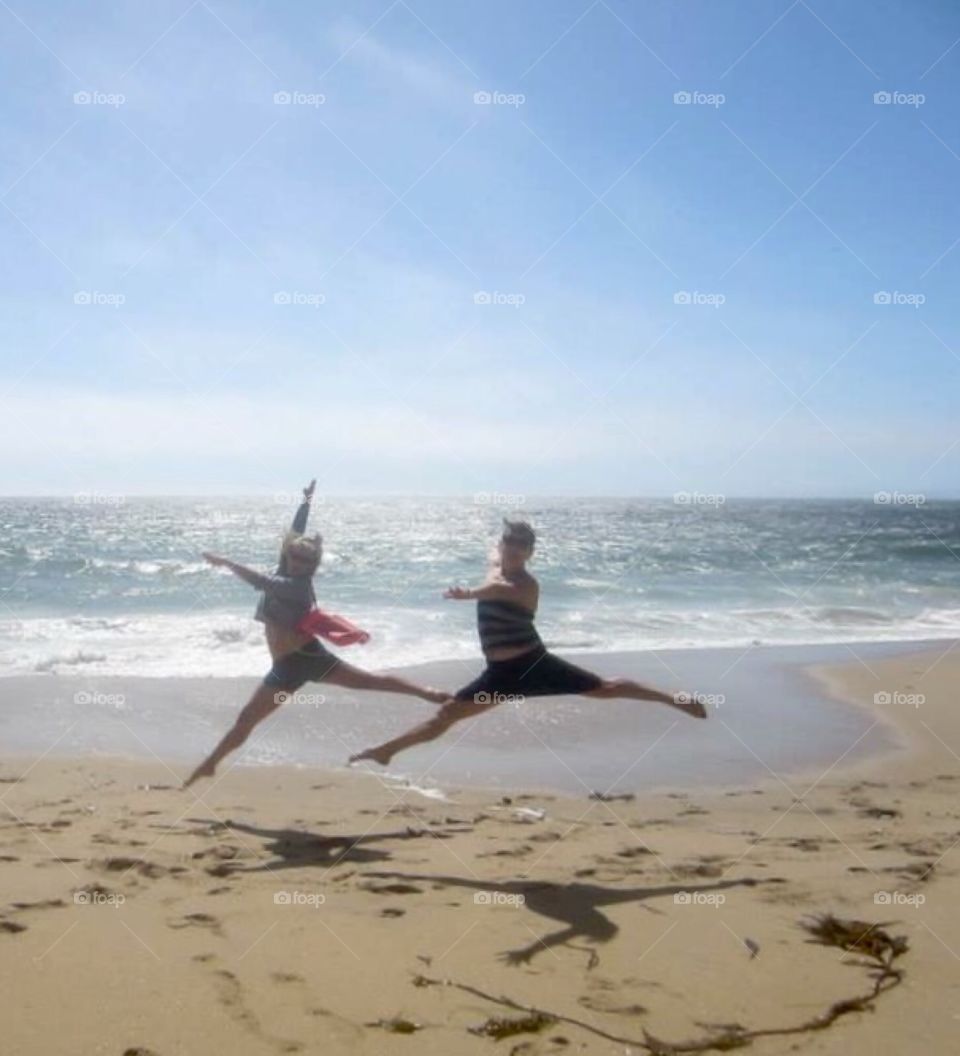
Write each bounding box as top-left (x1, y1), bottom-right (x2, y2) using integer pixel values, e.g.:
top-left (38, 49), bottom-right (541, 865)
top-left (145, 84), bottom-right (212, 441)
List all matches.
top-left (364, 869), bottom-right (774, 965)
top-left (193, 818), bottom-right (464, 873)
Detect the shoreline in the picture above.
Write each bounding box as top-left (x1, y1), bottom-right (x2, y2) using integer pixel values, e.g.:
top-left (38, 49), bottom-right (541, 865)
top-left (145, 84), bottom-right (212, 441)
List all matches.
top-left (0, 637), bottom-right (952, 799)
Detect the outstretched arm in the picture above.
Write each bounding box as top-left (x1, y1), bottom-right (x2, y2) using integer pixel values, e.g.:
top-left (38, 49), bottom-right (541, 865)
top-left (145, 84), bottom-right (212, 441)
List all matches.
top-left (203, 552), bottom-right (271, 591)
top-left (444, 579), bottom-right (520, 602)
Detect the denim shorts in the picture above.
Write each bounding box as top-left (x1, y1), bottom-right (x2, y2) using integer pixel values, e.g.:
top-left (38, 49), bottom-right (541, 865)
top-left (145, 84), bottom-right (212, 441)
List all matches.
top-left (264, 639), bottom-right (341, 692)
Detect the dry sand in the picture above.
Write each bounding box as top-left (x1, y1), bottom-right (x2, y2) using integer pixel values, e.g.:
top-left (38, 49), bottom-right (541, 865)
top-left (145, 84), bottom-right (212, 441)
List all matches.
top-left (1, 641), bottom-right (958, 1055)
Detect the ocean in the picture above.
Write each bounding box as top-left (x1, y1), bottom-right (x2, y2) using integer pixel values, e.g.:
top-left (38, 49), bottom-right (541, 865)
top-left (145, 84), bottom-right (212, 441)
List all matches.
top-left (1, 496), bottom-right (958, 679)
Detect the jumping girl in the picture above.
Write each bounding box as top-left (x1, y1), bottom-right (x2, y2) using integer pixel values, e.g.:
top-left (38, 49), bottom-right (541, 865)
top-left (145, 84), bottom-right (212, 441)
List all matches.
top-left (184, 480), bottom-right (446, 787)
top-left (350, 518), bottom-right (706, 767)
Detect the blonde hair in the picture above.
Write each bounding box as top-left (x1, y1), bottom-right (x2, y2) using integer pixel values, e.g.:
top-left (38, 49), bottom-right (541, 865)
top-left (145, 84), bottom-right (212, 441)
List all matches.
top-left (282, 531), bottom-right (322, 574)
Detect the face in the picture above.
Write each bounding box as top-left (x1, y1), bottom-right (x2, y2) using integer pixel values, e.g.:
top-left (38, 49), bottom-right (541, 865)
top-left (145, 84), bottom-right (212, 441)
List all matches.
top-left (286, 546), bottom-right (319, 574)
top-left (499, 538), bottom-right (532, 571)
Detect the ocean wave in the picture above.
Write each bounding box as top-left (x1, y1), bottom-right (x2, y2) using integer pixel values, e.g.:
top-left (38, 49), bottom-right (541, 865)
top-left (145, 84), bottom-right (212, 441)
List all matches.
top-left (34, 650), bottom-right (107, 672)
top-left (1, 604), bottom-right (958, 679)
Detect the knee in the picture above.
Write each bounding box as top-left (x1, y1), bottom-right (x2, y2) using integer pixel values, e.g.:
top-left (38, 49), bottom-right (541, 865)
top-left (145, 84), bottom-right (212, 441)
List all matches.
top-left (433, 701), bottom-right (467, 727)
top-left (231, 720), bottom-right (254, 743)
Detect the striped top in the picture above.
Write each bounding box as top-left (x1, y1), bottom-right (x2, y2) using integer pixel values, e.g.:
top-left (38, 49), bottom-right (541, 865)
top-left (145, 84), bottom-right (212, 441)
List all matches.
top-left (476, 598), bottom-right (541, 655)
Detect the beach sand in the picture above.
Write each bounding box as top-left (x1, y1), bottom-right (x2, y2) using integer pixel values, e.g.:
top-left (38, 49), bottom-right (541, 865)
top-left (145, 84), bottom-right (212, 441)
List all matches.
top-left (1, 642), bottom-right (958, 1054)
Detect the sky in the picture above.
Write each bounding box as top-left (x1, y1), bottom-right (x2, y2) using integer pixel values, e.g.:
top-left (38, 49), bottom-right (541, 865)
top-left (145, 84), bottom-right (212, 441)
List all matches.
top-left (0, 0), bottom-right (957, 498)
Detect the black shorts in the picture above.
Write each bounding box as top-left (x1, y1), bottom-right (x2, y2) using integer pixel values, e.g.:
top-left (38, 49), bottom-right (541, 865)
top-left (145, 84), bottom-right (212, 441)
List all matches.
top-left (264, 639), bottom-right (341, 692)
top-left (454, 645), bottom-right (603, 702)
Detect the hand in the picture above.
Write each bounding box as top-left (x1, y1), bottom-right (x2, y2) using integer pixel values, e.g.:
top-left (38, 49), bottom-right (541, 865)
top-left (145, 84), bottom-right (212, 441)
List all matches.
top-left (444, 586), bottom-right (472, 600)
top-left (498, 948), bottom-right (533, 966)
top-left (302, 478), bottom-right (317, 501)
top-left (202, 551), bottom-right (229, 568)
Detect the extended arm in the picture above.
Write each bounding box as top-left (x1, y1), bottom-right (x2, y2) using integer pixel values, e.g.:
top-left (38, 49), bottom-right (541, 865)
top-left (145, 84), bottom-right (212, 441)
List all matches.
top-left (444, 578), bottom-right (521, 602)
top-left (203, 552), bottom-right (271, 591)
top-left (203, 553), bottom-right (306, 606)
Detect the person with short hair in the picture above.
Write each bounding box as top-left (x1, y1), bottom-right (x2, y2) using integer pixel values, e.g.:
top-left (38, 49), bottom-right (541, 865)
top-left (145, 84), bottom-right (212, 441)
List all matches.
top-left (350, 518), bottom-right (706, 767)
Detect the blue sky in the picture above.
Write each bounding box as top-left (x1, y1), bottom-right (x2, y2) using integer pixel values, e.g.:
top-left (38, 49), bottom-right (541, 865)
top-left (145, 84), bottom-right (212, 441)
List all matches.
top-left (0, 0), bottom-right (957, 497)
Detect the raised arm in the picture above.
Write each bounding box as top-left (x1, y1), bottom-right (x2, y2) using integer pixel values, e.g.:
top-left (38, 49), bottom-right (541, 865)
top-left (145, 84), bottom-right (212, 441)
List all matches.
top-left (290, 478), bottom-right (316, 535)
top-left (277, 479), bottom-right (316, 574)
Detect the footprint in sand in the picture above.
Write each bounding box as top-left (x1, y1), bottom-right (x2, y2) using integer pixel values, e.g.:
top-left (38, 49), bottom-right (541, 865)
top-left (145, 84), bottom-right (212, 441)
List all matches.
top-left (0, 920), bottom-right (27, 934)
top-left (579, 992), bottom-right (647, 1016)
top-left (167, 912), bottom-right (223, 936)
top-left (94, 857), bottom-right (185, 880)
top-left (381, 907), bottom-right (406, 918)
top-left (478, 845), bottom-right (534, 859)
top-left (615, 846), bottom-right (656, 860)
top-left (74, 882), bottom-right (121, 903)
top-left (361, 881), bottom-right (424, 895)
top-left (211, 966), bottom-right (304, 1053)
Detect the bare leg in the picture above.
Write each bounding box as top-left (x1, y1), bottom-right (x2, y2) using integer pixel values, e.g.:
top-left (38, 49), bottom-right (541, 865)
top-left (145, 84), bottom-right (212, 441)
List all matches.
top-left (323, 658), bottom-right (447, 704)
top-left (584, 678), bottom-right (708, 719)
top-left (183, 682), bottom-right (288, 788)
top-left (349, 695), bottom-right (496, 766)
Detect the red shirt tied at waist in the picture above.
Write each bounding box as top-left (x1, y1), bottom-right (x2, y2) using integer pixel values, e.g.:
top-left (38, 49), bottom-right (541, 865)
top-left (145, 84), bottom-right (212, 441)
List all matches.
top-left (296, 607), bottom-right (370, 646)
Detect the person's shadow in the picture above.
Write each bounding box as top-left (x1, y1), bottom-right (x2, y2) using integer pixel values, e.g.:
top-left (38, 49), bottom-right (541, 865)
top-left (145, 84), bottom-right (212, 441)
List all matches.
top-left (190, 819), bottom-right (456, 873)
top-left (365, 870), bottom-right (770, 965)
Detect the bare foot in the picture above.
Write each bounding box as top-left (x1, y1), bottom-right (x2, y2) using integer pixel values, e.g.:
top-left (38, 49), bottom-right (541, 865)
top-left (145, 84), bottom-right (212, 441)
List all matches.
top-left (348, 745), bottom-right (393, 767)
top-left (422, 687), bottom-right (449, 705)
top-left (183, 760), bottom-right (216, 789)
top-left (671, 692), bottom-right (708, 719)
